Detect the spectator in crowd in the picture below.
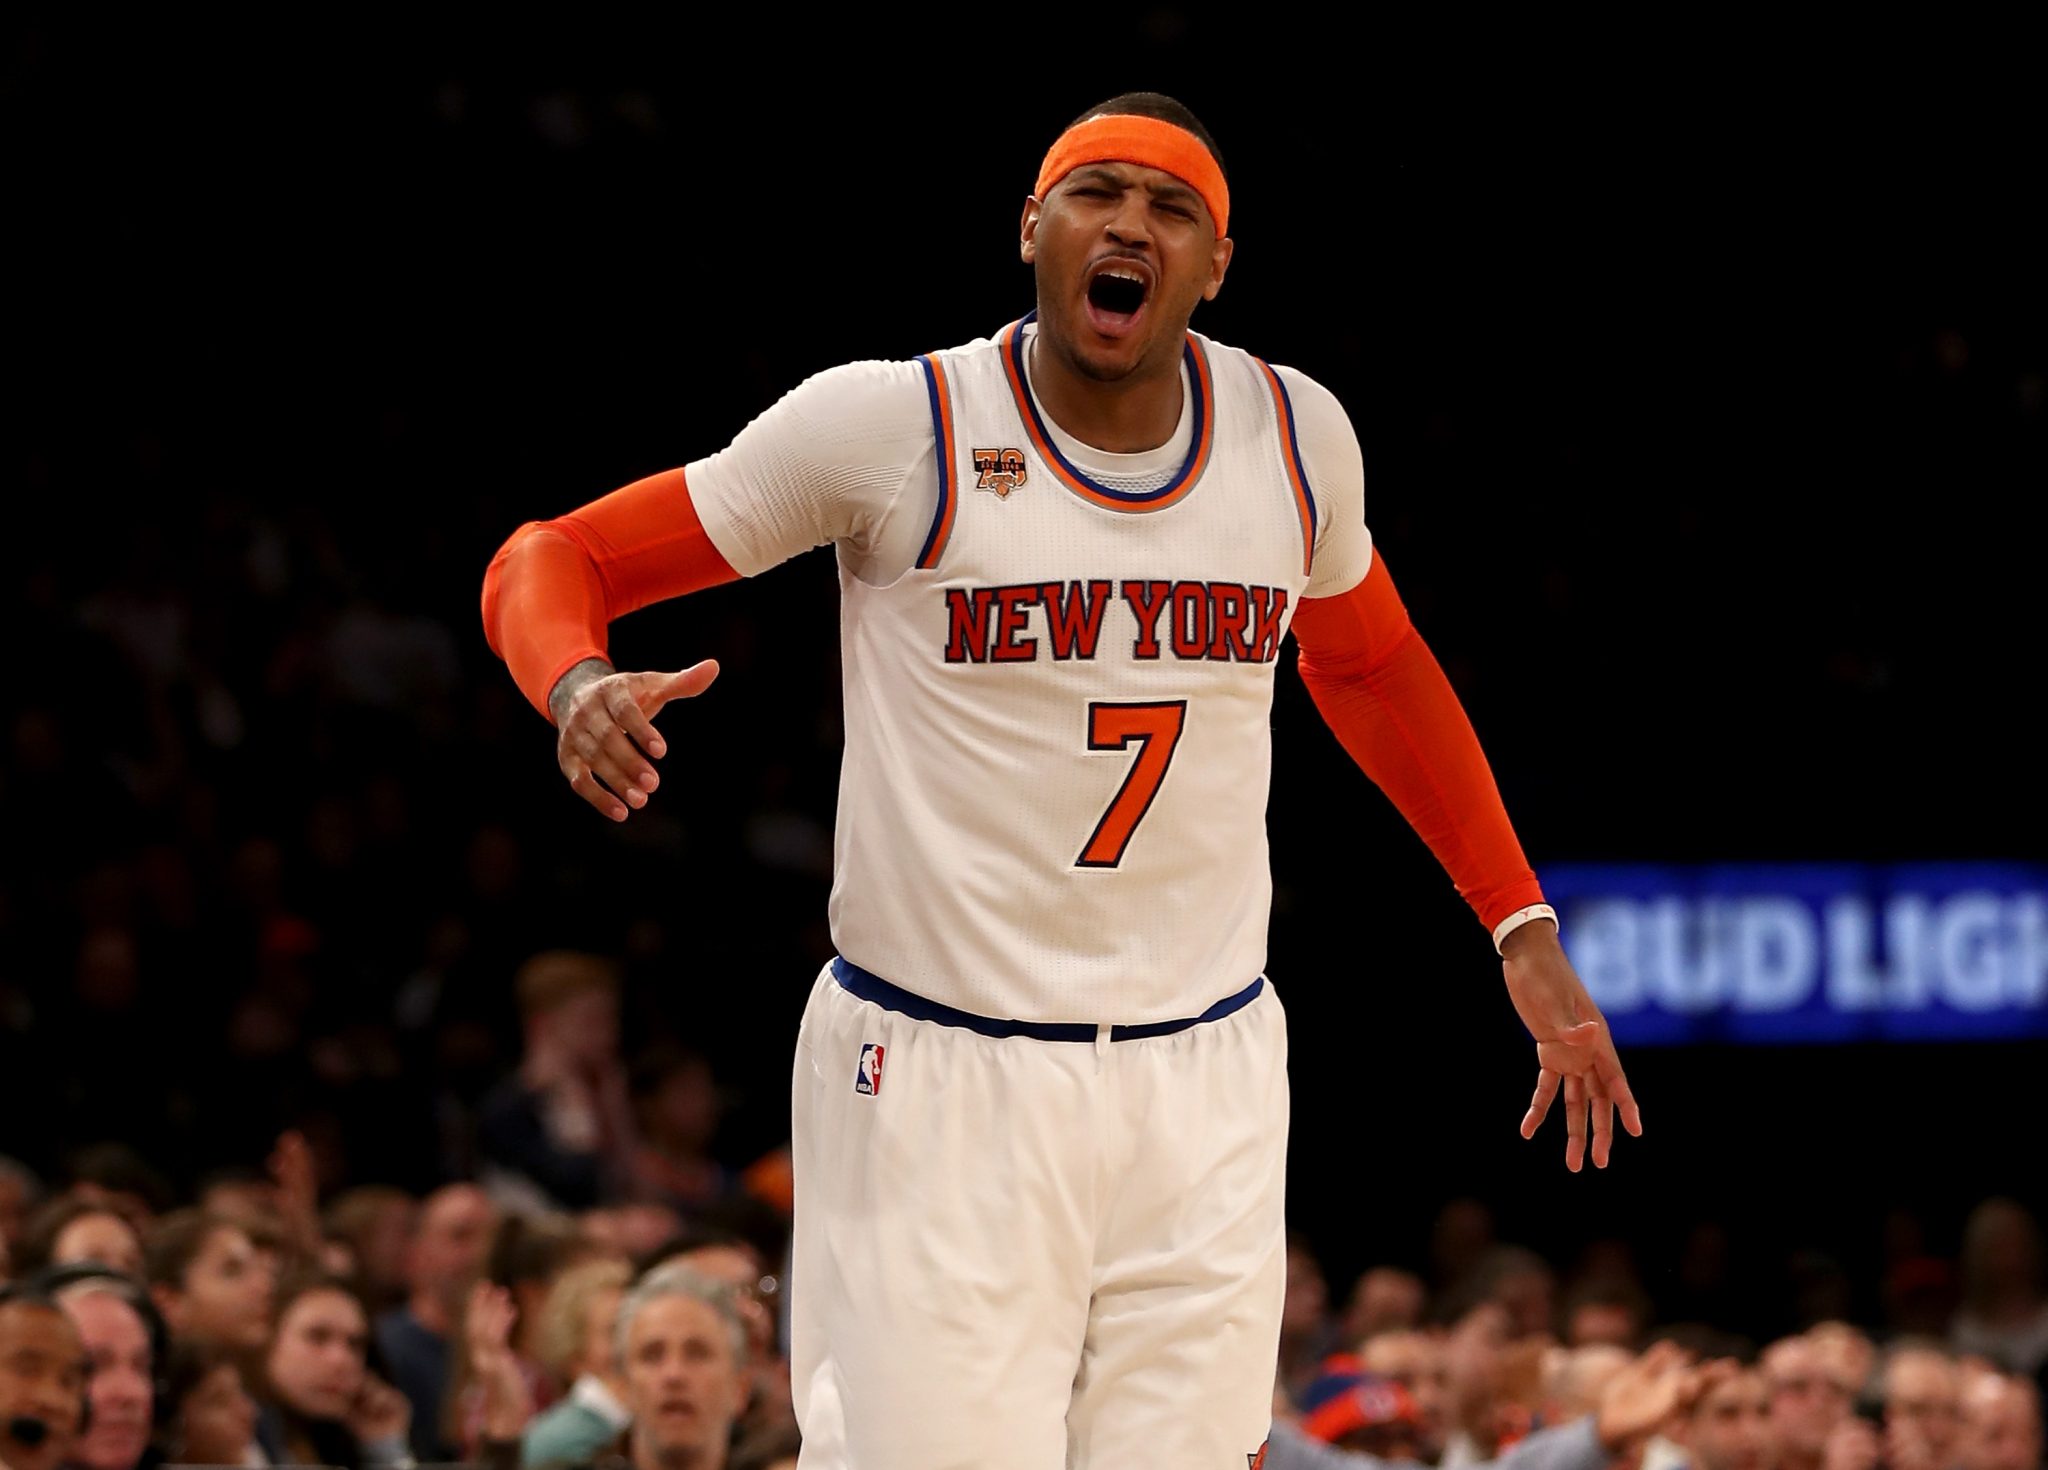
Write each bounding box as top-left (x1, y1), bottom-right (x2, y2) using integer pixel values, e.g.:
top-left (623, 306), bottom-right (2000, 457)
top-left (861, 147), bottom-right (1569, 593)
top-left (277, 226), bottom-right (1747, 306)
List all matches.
top-left (600, 1264), bottom-right (752, 1470)
top-left (373, 1182), bottom-right (496, 1460)
top-left (1295, 1363), bottom-right (1428, 1458)
top-left (1805, 1323), bottom-right (1876, 1401)
top-left (142, 1211), bottom-right (273, 1355)
top-left (1564, 1280), bottom-right (1651, 1350)
top-left (322, 1188), bottom-right (418, 1315)
top-left (1957, 1371), bottom-right (2042, 1470)
top-left (157, 1340), bottom-right (259, 1467)
top-left (60, 1148), bottom-right (172, 1234)
top-left (49, 1271), bottom-right (161, 1470)
top-left (1671, 1366), bottom-right (1774, 1470)
top-left (447, 1215), bottom-right (589, 1456)
top-left (16, 1200), bottom-right (145, 1280)
top-left (1443, 1303), bottom-right (1513, 1466)
top-left (256, 1271), bottom-right (411, 1470)
top-left (1954, 1201), bottom-right (2048, 1380)
top-left (1884, 1345), bottom-right (1964, 1470)
top-left (0, 1159), bottom-right (45, 1263)
top-left (637, 1230), bottom-right (785, 1439)
top-left (520, 1258), bottom-right (632, 1468)
top-left (1762, 1334), bottom-right (1852, 1470)
top-left (0, 1284), bottom-right (86, 1470)
top-left (1268, 1338), bottom-right (1723, 1470)
top-left (1282, 1235), bottom-right (1337, 1405)
top-left (580, 1204), bottom-right (685, 1267)
top-left (1341, 1269), bottom-right (1428, 1349)
top-left (628, 1046), bottom-right (733, 1215)
top-left (1474, 1248), bottom-right (1559, 1342)
top-left (1358, 1330), bottom-right (1451, 1463)
top-left (478, 953), bottom-right (638, 1214)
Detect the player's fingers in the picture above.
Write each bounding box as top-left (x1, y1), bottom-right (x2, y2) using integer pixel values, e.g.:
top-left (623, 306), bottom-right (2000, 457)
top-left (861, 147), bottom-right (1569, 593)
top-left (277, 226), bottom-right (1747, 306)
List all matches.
top-left (569, 768), bottom-right (629, 822)
top-left (595, 724), bottom-right (661, 799)
top-left (564, 716), bottom-right (652, 808)
top-left (608, 692), bottom-right (668, 762)
top-left (1521, 1068), bottom-right (1561, 1139)
top-left (640, 659), bottom-right (720, 712)
top-left (1592, 1088), bottom-right (1614, 1169)
top-left (1600, 1049), bottom-right (1645, 1136)
top-left (1563, 1073), bottom-right (1587, 1173)
top-left (1554, 1019), bottom-right (1601, 1046)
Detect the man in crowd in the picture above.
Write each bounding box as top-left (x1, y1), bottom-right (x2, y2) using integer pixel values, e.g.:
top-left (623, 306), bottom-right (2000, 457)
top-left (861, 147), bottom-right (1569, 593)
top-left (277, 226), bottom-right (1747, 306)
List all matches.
top-left (1762, 1334), bottom-right (1852, 1470)
top-left (50, 1275), bottom-right (156, 1470)
top-left (1674, 1366), bottom-right (1775, 1470)
top-left (375, 1182), bottom-right (499, 1459)
top-left (1958, 1371), bottom-right (2042, 1470)
top-left (0, 1286), bottom-right (84, 1470)
top-left (610, 1263), bottom-right (751, 1470)
top-left (478, 953), bottom-right (639, 1214)
top-left (1342, 1270), bottom-right (1428, 1348)
top-left (1885, 1345), bottom-right (1965, 1470)
top-left (1359, 1330), bottom-right (1451, 1464)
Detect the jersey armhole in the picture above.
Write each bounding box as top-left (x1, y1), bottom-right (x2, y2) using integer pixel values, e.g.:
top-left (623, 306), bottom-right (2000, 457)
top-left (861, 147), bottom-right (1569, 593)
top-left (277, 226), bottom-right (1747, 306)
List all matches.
top-left (1253, 358), bottom-right (1318, 578)
top-left (914, 354), bottom-right (958, 570)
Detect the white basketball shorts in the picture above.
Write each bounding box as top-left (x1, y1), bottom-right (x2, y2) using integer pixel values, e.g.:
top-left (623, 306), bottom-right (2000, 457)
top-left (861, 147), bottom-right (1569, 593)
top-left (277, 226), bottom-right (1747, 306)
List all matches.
top-left (789, 956), bottom-right (1289, 1470)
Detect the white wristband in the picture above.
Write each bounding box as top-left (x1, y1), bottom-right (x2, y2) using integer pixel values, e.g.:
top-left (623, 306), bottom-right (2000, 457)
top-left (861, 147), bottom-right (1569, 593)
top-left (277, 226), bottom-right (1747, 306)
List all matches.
top-left (1492, 903), bottom-right (1558, 955)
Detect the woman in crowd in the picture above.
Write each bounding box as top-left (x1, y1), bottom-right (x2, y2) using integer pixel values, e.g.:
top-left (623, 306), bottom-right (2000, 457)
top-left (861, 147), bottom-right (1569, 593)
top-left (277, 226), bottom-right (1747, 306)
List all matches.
top-left (158, 1340), bottom-right (259, 1467)
top-left (17, 1198), bottom-right (146, 1279)
top-left (521, 1257), bottom-right (633, 1468)
top-left (253, 1271), bottom-right (410, 1470)
top-left (145, 1212), bottom-right (274, 1357)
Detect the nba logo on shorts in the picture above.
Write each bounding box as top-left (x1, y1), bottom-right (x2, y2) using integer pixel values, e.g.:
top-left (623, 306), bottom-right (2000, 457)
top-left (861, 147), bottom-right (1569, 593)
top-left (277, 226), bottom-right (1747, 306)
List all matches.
top-left (854, 1043), bottom-right (885, 1097)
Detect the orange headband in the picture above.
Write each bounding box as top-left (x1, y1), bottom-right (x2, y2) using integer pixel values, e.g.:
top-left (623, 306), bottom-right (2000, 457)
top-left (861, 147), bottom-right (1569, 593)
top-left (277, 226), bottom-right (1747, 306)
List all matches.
top-left (1035, 114), bottom-right (1230, 237)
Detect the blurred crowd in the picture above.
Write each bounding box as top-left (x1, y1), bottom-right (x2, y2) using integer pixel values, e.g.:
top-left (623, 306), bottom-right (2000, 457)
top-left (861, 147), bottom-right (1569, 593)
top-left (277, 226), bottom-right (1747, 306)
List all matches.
top-left (2, 1103), bottom-right (2044, 1470)
top-left (1259, 1211), bottom-right (2045, 1470)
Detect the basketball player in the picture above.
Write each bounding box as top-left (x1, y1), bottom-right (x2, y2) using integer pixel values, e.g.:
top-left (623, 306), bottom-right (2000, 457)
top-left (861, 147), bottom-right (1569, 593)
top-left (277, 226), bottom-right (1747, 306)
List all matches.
top-left (483, 92), bottom-right (1642, 1470)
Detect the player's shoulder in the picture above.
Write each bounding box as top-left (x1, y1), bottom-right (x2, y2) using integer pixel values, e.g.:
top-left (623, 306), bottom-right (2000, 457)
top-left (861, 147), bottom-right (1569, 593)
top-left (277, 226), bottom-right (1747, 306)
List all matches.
top-left (1192, 332), bottom-right (1353, 420)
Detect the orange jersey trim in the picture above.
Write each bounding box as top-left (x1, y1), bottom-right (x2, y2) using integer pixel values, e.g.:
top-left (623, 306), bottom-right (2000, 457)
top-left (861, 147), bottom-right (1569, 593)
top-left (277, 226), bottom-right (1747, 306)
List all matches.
top-left (915, 354), bottom-right (958, 569)
top-left (999, 317), bottom-right (1214, 515)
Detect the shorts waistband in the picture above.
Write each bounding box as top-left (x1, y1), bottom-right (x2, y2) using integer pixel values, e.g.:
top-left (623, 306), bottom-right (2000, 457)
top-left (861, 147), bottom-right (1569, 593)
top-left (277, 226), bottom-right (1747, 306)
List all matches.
top-left (829, 957), bottom-right (1264, 1042)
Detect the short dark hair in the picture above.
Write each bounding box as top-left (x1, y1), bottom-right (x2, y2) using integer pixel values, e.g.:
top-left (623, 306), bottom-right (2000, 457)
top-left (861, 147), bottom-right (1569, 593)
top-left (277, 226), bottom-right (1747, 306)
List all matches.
top-left (1066, 92), bottom-right (1227, 185)
top-left (16, 1196), bottom-right (140, 1277)
top-left (143, 1209), bottom-right (240, 1290)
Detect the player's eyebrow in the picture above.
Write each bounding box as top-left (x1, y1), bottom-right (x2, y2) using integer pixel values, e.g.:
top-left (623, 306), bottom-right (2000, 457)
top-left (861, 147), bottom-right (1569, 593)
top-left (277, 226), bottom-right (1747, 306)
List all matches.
top-left (1066, 165), bottom-right (1203, 208)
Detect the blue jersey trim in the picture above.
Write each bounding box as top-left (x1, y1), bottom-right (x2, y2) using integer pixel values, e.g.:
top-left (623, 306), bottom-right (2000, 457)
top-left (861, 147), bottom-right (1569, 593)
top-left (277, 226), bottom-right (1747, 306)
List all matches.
top-left (831, 957), bottom-right (1263, 1042)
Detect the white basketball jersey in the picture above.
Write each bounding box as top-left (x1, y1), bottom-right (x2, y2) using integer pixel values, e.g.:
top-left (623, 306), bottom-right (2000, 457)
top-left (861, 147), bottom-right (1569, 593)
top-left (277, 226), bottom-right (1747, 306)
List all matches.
top-left (830, 317), bottom-right (1325, 1024)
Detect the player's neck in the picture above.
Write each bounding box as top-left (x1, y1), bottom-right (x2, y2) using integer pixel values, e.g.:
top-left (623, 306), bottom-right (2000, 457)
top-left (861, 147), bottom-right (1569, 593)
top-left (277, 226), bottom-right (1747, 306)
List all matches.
top-left (1027, 332), bottom-right (1183, 454)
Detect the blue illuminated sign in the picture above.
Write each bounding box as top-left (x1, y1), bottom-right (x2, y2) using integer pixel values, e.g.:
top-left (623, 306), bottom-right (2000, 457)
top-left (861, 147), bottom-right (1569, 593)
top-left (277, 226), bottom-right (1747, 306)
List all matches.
top-left (1546, 864), bottom-right (2048, 1044)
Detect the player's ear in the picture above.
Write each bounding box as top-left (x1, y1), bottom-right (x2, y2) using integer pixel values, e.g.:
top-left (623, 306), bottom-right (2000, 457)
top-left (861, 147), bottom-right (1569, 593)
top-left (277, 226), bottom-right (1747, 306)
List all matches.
top-left (1020, 196), bottom-right (1042, 264)
top-left (1202, 235), bottom-right (1234, 302)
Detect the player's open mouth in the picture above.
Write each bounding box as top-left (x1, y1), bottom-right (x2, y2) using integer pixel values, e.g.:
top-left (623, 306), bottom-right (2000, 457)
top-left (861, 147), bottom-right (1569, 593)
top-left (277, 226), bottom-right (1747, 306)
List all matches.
top-left (1084, 259), bottom-right (1151, 338)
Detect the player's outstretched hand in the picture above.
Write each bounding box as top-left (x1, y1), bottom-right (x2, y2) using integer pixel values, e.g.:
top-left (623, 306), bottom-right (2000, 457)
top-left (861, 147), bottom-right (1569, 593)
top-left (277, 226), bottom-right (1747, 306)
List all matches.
top-left (551, 658), bottom-right (720, 822)
top-left (1501, 920), bottom-right (1642, 1171)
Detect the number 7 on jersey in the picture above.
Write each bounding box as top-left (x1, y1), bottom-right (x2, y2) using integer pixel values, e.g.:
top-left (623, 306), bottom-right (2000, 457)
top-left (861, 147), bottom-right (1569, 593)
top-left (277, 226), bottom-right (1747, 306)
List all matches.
top-left (1076, 701), bottom-right (1188, 869)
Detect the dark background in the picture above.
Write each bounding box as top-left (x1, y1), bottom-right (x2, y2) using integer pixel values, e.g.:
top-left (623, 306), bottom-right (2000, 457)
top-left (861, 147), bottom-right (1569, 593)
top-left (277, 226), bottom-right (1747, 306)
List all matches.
top-left (6, 14), bottom-right (2043, 1339)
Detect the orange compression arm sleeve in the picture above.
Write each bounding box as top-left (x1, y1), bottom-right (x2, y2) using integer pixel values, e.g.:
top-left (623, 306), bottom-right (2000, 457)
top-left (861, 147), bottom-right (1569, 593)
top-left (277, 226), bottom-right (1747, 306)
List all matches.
top-left (480, 467), bottom-right (741, 723)
top-left (1289, 555), bottom-right (1547, 935)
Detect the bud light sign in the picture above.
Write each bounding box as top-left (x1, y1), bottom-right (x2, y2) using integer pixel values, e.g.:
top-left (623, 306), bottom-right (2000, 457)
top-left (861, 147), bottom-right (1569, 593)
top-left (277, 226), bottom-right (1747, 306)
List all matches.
top-left (1546, 865), bottom-right (2048, 1044)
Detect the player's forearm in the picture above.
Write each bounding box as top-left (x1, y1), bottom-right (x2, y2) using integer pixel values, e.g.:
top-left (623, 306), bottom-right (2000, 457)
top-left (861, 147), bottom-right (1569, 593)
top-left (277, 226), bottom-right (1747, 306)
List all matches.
top-left (479, 466), bottom-right (741, 723)
top-left (481, 522), bottom-right (614, 721)
top-left (1292, 564), bottom-right (1545, 935)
